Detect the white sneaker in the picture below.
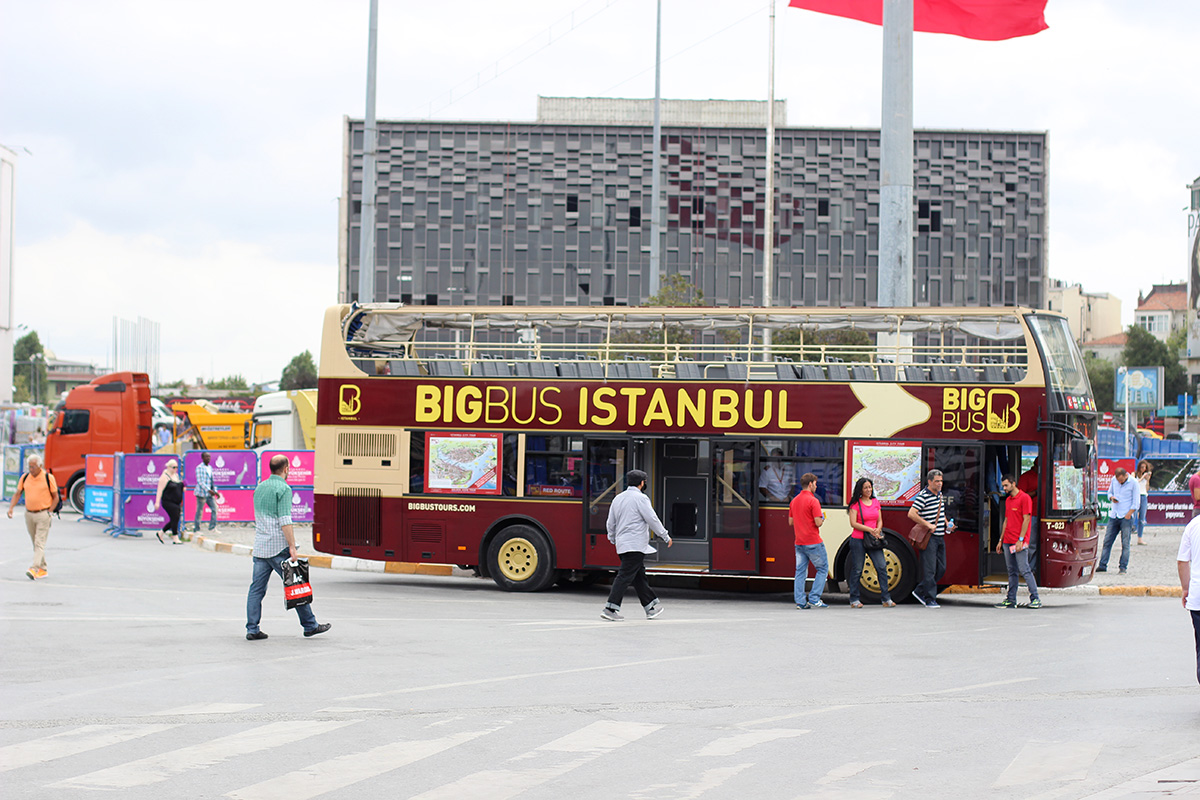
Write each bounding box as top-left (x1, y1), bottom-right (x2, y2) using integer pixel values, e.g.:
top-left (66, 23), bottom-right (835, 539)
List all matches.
top-left (600, 608), bottom-right (624, 622)
top-left (646, 604), bottom-right (664, 619)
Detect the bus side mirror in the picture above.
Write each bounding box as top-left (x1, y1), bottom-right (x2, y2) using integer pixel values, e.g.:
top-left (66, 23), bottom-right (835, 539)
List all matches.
top-left (1070, 439), bottom-right (1089, 470)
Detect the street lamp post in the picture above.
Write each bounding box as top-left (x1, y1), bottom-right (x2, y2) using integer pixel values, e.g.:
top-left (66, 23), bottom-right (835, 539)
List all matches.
top-left (1119, 366), bottom-right (1130, 458)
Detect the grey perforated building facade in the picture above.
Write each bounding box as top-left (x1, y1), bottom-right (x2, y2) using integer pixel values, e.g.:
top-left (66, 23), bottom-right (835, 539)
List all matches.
top-left (338, 98), bottom-right (1047, 312)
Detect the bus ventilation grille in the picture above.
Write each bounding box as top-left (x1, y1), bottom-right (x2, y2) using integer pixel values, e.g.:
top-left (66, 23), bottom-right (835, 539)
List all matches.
top-left (335, 487), bottom-right (382, 547)
top-left (337, 432), bottom-right (397, 458)
top-left (410, 523), bottom-right (443, 544)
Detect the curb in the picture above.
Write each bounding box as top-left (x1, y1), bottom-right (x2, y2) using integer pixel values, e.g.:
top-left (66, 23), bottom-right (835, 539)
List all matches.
top-left (194, 534), bottom-right (454, 577)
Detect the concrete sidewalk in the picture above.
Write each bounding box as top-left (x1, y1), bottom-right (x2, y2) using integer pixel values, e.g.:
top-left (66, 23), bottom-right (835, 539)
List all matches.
top-left (187, 519), bottom-right (1188, 597)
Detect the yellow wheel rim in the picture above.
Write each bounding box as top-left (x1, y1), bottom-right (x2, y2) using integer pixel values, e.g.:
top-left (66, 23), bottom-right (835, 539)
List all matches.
top-left (857, 547), bottom-right (901, 594)
top-left (497, 537), bottom-right (538, 582)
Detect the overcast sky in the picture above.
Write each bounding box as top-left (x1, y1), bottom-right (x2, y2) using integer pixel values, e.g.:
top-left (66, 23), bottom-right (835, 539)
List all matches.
top-left (2, 0), bottom-right (1196, 385)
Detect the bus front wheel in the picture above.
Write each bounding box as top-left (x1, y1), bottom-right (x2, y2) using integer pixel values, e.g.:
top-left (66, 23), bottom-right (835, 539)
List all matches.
top-left (487, 525), bottom-right (556, 592)
top-left (855, 535), bottom-right (918, 603)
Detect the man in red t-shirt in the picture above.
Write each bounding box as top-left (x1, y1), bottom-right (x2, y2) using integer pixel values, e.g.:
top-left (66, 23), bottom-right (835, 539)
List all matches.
top-left (788, 472), bottom-right (828, 609)
top-left (995, 474), bottom-right (1040, 609)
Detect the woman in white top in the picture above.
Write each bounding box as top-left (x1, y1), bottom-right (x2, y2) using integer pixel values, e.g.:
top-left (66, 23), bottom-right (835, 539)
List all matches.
top-left (1135, 460), bottom-right (1152, 545)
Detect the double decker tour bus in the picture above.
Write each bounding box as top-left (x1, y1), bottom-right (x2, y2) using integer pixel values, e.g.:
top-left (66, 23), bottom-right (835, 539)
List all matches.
top-left (314, 304), bottom-right (1098, 600)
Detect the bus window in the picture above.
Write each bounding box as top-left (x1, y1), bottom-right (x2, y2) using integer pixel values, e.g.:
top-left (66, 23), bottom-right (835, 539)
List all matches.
top-left (761, 439), bottom-right (844, 506)
top-left (525, 436), bottom-right (583, 497)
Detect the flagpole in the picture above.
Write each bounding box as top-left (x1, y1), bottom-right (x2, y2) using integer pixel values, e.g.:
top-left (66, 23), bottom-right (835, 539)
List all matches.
top-left (878, 0), bottom-right (913, 307)
top-left (357, 0), bottom-right (379, 305)
top-left (648, 0), bottom-right (663, 300)
top-left (763, 0), bottom-right (776, 358)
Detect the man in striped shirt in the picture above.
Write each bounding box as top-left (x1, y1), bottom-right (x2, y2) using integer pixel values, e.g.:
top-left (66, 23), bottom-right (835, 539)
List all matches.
top-left (244, 455), bottom-right (330, 640)
top-left (907, 469), bottom-right (952, 608)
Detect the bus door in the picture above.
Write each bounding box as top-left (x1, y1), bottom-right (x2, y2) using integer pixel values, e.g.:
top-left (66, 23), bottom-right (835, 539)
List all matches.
top-left (648, 438), bottom-right (709, 566)
top-left (924, 443), bottom-right (984, 586)
top-left (710, 439), bottom-right (759, 573)
top-left (583, 437), bottom-right (631, 568)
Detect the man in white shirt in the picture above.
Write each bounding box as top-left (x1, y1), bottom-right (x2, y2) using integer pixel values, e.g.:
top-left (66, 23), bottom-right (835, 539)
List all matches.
top-left (601, 469), bottom-right (672, 622)
top-left (1178, 517), bottom-right (1200, 685)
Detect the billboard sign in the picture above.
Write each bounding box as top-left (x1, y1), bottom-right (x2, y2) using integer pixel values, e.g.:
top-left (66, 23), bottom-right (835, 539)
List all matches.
top-left (1114, 367), bottom-right (1164, 411)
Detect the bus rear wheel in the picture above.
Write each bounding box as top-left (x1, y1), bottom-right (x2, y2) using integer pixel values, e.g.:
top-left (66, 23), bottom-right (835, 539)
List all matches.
top-left (487, 525), bottom-right (555, 592)
top-left (854, 535), bottom-right (918, 603)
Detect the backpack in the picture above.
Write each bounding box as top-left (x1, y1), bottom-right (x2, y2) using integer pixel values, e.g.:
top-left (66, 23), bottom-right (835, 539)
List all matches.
top-left (44, 472), bottom-right (64, 516)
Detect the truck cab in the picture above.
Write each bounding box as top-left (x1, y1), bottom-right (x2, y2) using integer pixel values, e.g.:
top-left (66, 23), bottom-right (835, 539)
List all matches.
top-left (44, 371), bottom-right (153, 511)
top-left (251, 389), bottom-right (316, 451)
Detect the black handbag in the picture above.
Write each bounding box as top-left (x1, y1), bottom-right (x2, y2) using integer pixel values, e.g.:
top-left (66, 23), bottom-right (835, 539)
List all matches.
top-left (863, 531), bottom-right (885, 551)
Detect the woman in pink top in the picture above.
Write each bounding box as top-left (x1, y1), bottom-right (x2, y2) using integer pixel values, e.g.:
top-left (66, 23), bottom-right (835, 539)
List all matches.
top-left (848, 477), bottom-right (895, 608)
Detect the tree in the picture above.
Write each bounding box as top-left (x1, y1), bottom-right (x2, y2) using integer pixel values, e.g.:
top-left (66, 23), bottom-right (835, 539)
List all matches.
top-left (772, 327), bottom-right (873, 363)
top-left (209, 374), bottom-right (249, 391)
top-left (13, 330), bottom-right (47, 404)
top-left (603, 274), bottom-right (710, 361)
top-left (280, 351), bottom-right (318, 390)
top-left (1122, 325), bottom-right (1186, 402)
top-left (1084, 352), bottom-right (1115, 412)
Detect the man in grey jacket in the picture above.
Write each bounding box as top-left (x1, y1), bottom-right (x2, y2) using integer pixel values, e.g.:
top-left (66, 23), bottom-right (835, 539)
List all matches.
top-left (601, 469), bottom-right (673, 621)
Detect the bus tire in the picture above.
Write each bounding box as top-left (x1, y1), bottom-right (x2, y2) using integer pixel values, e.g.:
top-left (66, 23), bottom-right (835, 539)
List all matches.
top-left (487, 525), bottom-right (555, 592)
top-left (854, 534), bottom-right (918, 603)
top-left (68, 475), bottom-right (87, 514)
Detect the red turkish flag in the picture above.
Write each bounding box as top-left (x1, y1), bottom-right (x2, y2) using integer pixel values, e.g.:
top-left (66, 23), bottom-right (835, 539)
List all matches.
top-left (788, 0), bottom-right (1048, 41)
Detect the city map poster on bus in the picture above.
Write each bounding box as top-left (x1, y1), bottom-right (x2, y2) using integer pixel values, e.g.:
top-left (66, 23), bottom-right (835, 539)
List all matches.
top-left (1054, 460), bottom-right (1085, 510)
top-left (846, 440), bottom-right (923, 506)
top-left (425, 432), bottom-right (502, 495)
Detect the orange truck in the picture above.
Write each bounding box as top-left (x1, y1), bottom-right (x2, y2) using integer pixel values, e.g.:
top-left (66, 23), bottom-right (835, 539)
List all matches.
top-left (43, 371), bottom-right (153, 511)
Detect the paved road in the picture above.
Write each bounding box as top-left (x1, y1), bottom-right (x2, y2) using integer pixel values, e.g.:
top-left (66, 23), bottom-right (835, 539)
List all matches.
top-left (2, 512), bottom-right (1198, 799)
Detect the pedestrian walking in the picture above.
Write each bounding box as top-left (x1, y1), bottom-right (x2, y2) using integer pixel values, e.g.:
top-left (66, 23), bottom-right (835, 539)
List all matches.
top-left (1135, 460), bottom-right (1152, 545)
top-left (245, 454), bottom-right (330, 640)
top-left (907, 469), bottom-right (953, 608)
top-left (790, 472), bottom-right (829, 609)
top-left (1098, 467), bottom-right (1139, 574)
top-left (6, 454), bottom-right (57, 580)
top-left (1177, 516), bottom-right (1200, 685)
top-left (846, 477), bottom-right (894, 608)
top-left (151, 459), bottom-right (185, 544)
top-left (192, 451), bottom-right (221, 533)
top-left (600, 469), bottom-right (672, 621)
top-left (994, 474), bottom-right (1041, 609)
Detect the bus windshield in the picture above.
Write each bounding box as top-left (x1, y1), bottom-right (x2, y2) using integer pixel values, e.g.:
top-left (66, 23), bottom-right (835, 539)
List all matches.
top-left (1027, 314), bottom-right (1092, 404)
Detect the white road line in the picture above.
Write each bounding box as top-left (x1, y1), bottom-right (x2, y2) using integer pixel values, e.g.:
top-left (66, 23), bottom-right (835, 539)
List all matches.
top-left (50, 719), bottom-right (354, 790)
top-left (150, 703), bottom-right (262, 716)
top-left (993, 741), bottom-right (1103, 787)
top-left (735, 706), bottom-right (850, 728)
top-left (908, 677), bottom-right (1037, 696)
top-left (697, 729), bottom-right (809, 757)
top-left (409, 721), bottom-right (662, 800)
top-left (338, 656), bottom-right (702, 701)
top-left (224, 726), bottom-right (502, 800)
top-left (630, 764), bottom-right (753, 800)
top-left (816, 760), bottom-right (897, 785)
top-left (0, 724), bottom-right (176, 773)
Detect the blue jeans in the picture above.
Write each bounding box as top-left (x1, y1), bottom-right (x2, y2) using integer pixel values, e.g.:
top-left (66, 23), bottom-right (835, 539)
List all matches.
top-left (193, 493), bottom-right (219, 531)
top-left (1191, 610), bottom-right (1200, 686)
top-left (1137, 496), bottom-right (1147, 540)
top-left (794, 544), bottom-right (828, 605)
top-left (246, 548), bottom-right (317, 634)
top-left (1100, 517), bottom-right (1133, 571)
top-left (915, 535), bottom-right (946, 603)
top-left (848, 537), bottom-right (892, 603)
top-left (1003, 545), bottom-right (1039, 603)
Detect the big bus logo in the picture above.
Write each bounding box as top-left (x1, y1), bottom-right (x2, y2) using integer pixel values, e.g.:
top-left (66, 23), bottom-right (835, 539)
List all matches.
top-left (942, 388), bottom-right (1020, 434)
top-left (339, 384), bottom-right (362, 417)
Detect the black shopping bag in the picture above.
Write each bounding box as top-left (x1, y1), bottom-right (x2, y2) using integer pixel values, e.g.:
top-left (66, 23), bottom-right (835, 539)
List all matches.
top-left (282, 558), bottom-right (313, 609)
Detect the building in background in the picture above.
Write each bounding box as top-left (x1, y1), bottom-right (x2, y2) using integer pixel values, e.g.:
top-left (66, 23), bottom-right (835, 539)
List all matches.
top-left (1135, 283), bottom-right (1187, 342)
top-left (1081, 331), bottom-right (1127, 364)
top-left (44, 352), bottom-right (102, 397)
top-left (0, 145), bottom-right (16, 403)
top-left (1046, 279), bottom-right (1122, 344)
top-left (340, 98), bottom-right (1049, 341)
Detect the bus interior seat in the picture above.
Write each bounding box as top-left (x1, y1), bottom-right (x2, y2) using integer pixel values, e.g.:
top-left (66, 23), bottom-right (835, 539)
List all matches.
top-left (609, 363), bottom-right (627, 379)
top-left (799, 364), bottom-right (826, 381)
top-left (558, 363), bottom-right (580, 378)
top-left (775, 363), bottom-right (797, 380)
top-left (578, 362), bottom-right (605, 379)
top-left (625, 362), bottom-right (654, 379)
top-left (479, 360), bottom-right (512, 378)
top-left (876, 364), bottom-right (897, 381)
top-left (431, 360), bottom-right (466, 377)
top-left (389, 360), bottom-right (422, 377)
top-left (1006, 366), bottom-right (1027, 382)
top-left (955, 366), bottom-right (979, 382)
top-left (726, 362), bottom-right (749, 381)
top-left (905, 366), bottom-right (928, 382)
top-left (930, 365), bottom-right (955, 382)
top-left (529, 362), bottom-right (557, 378)
top-left (826, 363), bottom-right (851, 382)
top-left (982, 365), bottom-right (1006, 383)
top-left (850, 364), bottom-right (876, 381)
top-left (675, 362), bottom-right (704, 380)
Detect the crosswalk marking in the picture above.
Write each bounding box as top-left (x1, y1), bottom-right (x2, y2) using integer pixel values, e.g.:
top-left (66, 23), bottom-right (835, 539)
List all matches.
top-left (225, 726), bottom-right (503, 800)
top-left (409, 720), bottom-right (662, 800)
top-left (697, 729), bottom-right (809, 757)
top-left (0, 724), bottom-right (176, 773)
top-left (994, 741), bottom-right (1102, 787)
top-left (50, 720), bottom-right (354, 790)
top-left (151, 703), bottom-right (262, 716)
top-left (630, 764), bottom-right (753, 800)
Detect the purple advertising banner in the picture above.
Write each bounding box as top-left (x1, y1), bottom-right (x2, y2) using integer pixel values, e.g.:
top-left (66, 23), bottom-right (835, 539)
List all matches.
top-left (288, 488), bottom-right (314, 523)
top-left (259, 451), bottom-right (315, 486)
top-left (123, 493), bottom-right (171, 530)
top-left (184, 450), bottom-right (258, 487)
top-left (122, 454), bottom-right (181, 492)
top-left (1145, 493), bottom-right (1193, 526)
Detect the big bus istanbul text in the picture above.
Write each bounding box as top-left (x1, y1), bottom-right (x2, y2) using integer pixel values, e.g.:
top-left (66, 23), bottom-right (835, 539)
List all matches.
top-left (941, 387), bottom-right (1021, 434)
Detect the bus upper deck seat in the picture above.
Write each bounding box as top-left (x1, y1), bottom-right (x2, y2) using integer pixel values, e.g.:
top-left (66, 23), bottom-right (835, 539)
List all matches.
top-left (675, 362), bottom-right (704, 380)
top-left (799, 364), bottom-right (826, 381)
top-left (930, 364), bottom-right (955, 383)
top-left (826, 363), bottom-right (851, 382)
top-left (850, 364), bottom-right (876, 381)
top-left (389, 360), bottom-right (422, 377)
top-left (431, 360), bottom-right (466, 377)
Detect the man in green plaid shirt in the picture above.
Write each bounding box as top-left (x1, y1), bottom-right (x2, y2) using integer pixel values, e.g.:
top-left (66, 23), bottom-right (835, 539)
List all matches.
top-left (244, 455), bottom-right (330, 641)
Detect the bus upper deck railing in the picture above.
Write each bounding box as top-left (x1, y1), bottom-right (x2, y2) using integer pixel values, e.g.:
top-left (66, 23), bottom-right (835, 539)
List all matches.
top-left (338, 304), bottom-right (1038, 384)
